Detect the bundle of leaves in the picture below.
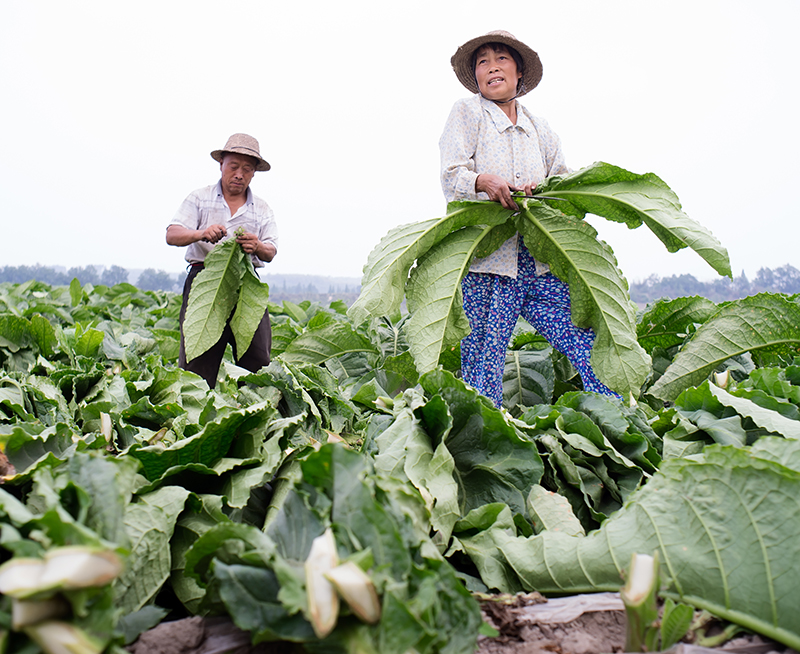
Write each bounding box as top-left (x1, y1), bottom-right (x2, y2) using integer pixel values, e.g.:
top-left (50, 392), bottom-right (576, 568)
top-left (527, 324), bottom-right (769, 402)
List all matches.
top-left (350, 162), bottom-right (731, 399)
top-left (182, 236), bottom-right (271, 363)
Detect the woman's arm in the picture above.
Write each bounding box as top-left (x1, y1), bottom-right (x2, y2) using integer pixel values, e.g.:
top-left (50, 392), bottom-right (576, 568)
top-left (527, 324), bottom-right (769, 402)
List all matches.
top-left (439, 99), bottom-right (482, 204)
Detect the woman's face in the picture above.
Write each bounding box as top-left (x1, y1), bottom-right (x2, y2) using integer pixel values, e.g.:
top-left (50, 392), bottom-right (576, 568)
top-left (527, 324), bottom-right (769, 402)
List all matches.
top-left (474, 44), bottom-right (522, 102)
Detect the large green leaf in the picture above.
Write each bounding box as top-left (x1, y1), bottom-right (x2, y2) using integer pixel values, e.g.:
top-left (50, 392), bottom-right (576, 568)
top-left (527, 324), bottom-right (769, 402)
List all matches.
top-left (405, 226), bottom-right (488, 373)
top-left (349, 163), bottom-right (726, 400)
top-left (183, 239), bottom-right (244, 362)
top-left (418, 370), bottom-right (544, 519)
top-left (637, 296), bottom-right (718, 354)
top-left (651, 294), bottom-right (800, 401)
top-left (516, 202), bottom-right (650, 397)
top-left (229, 264), bottom-right (271, 358)
top-left (468, 444), bottom-right (800, 650)
top-left (672, 380), bottom-right (800, 442)
top-left (127, 399), bottom-right (276, 483)
top-left (281, 321), bottom-right (379, 365)
top-left (534, 162), bottom-right (731, 277)
top-left (213, 561), bottom-right (316, 643)
top-left (0, 315), bottom-right (32, 352)
top-left (116, 485), bottom-right (192, 614)
top-left (374, 405), bottom-right (461, 543)
top-left (170, 494), bottom-right (230, 613)
top-left (348, 203), bottom-right (512, 326)
top-left (502, 349), bottom-right (554, 409)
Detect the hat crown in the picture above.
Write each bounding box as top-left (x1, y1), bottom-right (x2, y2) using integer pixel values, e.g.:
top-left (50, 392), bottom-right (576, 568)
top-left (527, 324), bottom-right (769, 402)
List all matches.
top-left (222, 133), bottom-right (261, 159)
top-left (211, 132), bottom-right (270, 171)
top-left (483, 29), bottom-right (516, 40)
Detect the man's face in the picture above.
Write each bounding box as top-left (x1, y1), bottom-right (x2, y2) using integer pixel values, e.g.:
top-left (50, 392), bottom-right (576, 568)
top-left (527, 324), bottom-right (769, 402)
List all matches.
top-left (220, 153), bottom-right (257, 197)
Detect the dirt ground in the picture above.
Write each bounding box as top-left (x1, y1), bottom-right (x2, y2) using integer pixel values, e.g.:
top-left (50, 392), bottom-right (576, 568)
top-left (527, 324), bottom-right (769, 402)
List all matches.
top-left (476, 592), bottom-right (628, 654)
top-left (126, 593), bottom-right (798, 654)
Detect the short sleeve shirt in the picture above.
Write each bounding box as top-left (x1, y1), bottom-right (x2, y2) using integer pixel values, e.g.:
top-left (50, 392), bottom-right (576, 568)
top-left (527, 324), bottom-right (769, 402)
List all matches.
top-left (169, 182), bottom-right (279, 268)
top-left (439, 95), bottom-right (569, 278)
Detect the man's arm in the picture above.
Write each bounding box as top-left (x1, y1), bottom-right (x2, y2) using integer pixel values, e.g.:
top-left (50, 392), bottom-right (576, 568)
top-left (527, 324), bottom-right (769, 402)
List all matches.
top-left (166, 224), bottom-right (227, 246)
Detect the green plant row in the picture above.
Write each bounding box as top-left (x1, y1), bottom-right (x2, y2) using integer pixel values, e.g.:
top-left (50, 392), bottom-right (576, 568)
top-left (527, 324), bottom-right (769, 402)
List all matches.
top-left (1, 271), bottom-right (800, 652)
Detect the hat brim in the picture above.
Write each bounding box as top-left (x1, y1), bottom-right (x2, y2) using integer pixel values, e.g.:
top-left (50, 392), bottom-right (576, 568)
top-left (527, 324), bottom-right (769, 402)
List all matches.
top-left (210, 148), bottom-right (270, 172)
top-left (451, 33), bottom-right (542, 97)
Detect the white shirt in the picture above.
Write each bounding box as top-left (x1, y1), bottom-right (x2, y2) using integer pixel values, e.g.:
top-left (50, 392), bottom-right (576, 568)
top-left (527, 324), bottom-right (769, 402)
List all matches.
top-left (439, 94), bottom-right (569, 278)
top-left (169, 181), bottom-right (278, 268)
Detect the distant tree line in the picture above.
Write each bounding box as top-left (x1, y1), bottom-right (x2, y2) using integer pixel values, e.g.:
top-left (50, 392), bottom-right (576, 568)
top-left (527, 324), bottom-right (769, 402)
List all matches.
top-left (5, 263), bottom-right (798, 307)
top-left (0, 265), bottom-right (181, 292)
top-left (631, 264), bottom-right (800, 304)
top-left (0, 266), bottom-right (362, 303)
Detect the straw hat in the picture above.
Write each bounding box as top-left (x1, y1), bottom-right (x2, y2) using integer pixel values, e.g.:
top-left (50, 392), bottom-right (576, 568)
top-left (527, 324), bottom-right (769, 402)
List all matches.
top-left (210, 133), bottom-right (270, 171)
top-left (450, 30), bottom-right (543, 97)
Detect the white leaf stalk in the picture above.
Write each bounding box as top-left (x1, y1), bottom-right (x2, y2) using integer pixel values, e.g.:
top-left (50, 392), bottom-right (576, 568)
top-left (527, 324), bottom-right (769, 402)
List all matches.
top-left (620, 552), bottom-right (660, 652)
top-left (714, 369), bottom-right (730, 389)
top-left (305, 528), bottom-right (340, 638)
top-left (24, 621), bottom-right (104, 654)
top-left (0, 547), bottom-right (122, 599)
top-left (99, 412), bottom-right (113, 441)
top-left (325, 561), bottom-right (381, 624)
top-left (12, 596), bottom-right (69, 629)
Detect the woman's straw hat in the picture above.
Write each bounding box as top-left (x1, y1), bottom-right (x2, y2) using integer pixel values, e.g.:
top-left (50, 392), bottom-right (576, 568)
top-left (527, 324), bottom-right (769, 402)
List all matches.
top-left (450, 30), bottom-right (543, 97)
top-left (210, 133), bottom-right (270, 171)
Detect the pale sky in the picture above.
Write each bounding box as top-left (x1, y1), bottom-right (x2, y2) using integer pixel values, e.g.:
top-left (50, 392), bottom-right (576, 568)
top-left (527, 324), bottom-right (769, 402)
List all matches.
top-left (2, 0), bottom-right (797, 284)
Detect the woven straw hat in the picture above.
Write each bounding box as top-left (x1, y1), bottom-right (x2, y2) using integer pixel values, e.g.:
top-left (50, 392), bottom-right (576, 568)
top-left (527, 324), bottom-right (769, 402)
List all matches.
top-left (210, 133), bottom-right (270, 172)
top-left (450, 30), bottom-right (543, 97)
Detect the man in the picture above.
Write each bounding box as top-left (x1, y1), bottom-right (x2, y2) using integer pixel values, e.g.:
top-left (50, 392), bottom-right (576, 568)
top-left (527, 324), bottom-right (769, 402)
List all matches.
top-left (167, 133), bottom-right (278, 388)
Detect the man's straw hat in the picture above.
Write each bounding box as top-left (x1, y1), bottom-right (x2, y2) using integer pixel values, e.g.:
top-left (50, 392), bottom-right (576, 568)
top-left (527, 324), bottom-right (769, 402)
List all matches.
top-left (210, 133), bottom-right (270, 171)
top-left (450, 30), bottom-right (543, 98)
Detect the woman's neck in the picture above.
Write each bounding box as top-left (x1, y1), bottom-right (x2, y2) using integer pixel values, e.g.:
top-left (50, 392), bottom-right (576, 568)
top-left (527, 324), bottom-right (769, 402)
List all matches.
top-left (494, 98), bottom-right (517, 124)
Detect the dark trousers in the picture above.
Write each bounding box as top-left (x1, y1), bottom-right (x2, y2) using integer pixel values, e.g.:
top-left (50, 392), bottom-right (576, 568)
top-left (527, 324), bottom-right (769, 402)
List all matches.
top-left (178, 264), bottom-right (272, 389)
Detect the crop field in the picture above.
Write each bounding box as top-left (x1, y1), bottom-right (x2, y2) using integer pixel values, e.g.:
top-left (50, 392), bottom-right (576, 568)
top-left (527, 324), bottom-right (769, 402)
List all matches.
top-left (1, 275), bottom-right (800, 653)
top-left (2, 168), bottom-right (800, 653)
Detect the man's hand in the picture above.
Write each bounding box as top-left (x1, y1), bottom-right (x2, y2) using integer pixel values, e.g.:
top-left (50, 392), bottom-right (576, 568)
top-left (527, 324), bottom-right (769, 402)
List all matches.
top-left (201, 224), bottom-right (227, 243)
top-left (166, 224), bottom-right (227, 247)
top-left (236, 231), bottom-right (276, 262)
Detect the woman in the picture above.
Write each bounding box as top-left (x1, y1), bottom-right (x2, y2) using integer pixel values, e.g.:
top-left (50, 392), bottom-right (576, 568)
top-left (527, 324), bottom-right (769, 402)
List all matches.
top-left (439, 30), bottom-right (618, 407)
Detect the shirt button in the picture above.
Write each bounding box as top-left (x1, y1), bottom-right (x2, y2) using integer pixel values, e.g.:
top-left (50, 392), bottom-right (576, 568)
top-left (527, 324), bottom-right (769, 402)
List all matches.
top-left (515, 173), bottom-right (521, 178)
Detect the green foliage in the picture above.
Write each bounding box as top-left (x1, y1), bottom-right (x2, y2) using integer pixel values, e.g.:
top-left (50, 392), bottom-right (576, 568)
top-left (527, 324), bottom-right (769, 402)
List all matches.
top-left (650, 294), bottom-right (800, 401)
top-left (5, 275), bottom-right (800, 650)
top-left (460, 443), bottom-right (800, 650)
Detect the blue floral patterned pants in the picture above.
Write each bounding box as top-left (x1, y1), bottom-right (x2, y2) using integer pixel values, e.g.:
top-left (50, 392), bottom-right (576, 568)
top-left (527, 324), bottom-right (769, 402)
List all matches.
top-left (461, 243), bottom-right (617, 407)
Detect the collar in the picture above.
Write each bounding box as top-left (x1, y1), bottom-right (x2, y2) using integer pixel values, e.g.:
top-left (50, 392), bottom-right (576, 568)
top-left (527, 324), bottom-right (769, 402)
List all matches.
top-left (478, 94), bottom-right (533, 135)
top-left (214, 180), bottom-right (254, 205)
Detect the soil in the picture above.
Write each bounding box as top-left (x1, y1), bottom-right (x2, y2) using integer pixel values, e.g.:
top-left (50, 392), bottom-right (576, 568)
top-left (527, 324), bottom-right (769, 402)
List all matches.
top-left (477, 592), bottom-right (628, 654)
top-left (126, 593), bottom-right (799, 654)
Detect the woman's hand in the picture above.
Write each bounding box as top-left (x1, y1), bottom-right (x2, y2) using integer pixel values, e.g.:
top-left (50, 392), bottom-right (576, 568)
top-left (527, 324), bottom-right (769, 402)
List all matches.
top-left (475, 174), bottom-right (524, 211)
